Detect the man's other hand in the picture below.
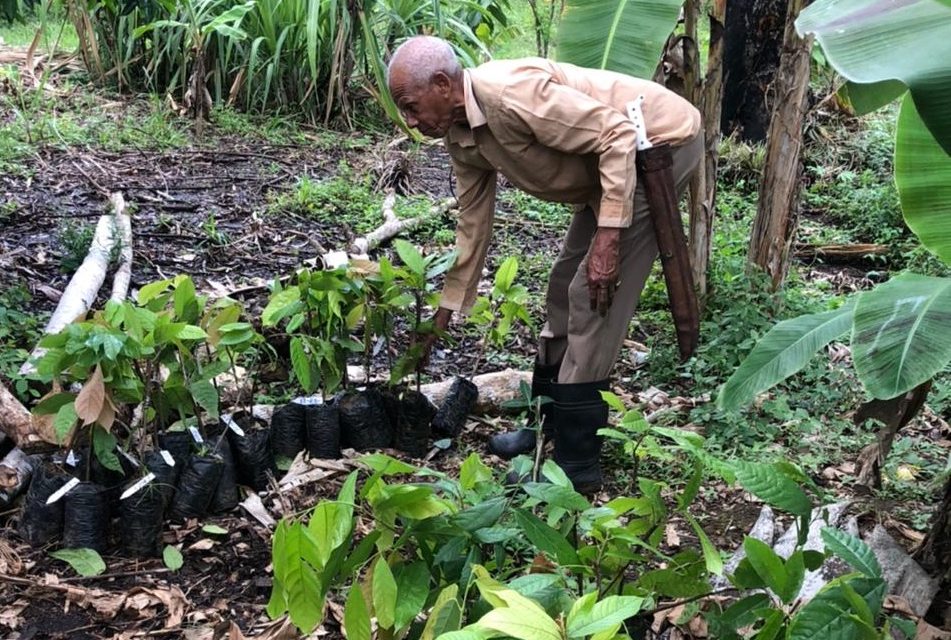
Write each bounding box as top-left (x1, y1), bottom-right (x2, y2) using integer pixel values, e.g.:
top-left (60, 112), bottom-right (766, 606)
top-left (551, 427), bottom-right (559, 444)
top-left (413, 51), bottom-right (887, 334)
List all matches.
top-left (587, 227), bottom-right (621, 316)
top-left (414, 307), bottom-right (454, 371)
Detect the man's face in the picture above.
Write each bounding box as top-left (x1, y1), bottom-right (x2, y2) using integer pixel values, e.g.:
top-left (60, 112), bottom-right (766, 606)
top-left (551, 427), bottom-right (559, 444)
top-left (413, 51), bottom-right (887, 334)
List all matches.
top-left (390, 71), bottom-right (453, 138)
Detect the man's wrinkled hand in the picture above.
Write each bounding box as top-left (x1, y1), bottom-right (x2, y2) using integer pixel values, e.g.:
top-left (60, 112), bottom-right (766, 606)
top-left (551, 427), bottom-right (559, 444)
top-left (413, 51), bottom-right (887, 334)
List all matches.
top-left (412, 307), bottom-right (454, 372)
top-left (587, 227), bottom-right (621, 317)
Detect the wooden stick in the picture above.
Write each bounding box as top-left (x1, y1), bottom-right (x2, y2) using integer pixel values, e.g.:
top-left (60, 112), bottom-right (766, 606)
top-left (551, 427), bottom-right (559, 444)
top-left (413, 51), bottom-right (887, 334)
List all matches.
top-left (109, 193), bottom-right (133, 302)
top-left (349, 194), bottom-right (456, 256)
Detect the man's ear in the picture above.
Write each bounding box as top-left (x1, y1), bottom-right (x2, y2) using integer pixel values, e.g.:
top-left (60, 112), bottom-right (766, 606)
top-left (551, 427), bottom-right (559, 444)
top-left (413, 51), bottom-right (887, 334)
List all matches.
top-left (431, 71), bottom-right (452, 97)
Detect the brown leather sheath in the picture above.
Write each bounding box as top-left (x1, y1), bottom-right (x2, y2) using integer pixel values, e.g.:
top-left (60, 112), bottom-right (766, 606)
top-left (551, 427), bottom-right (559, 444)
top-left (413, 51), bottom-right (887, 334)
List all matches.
top-left (636, 144), bottom-right (700, 361)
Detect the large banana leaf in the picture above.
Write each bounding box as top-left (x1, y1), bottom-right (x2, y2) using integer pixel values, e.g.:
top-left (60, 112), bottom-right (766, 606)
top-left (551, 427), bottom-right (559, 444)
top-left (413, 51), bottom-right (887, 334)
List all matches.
top-left (851, 273), bottom-right (951, 400)
top-left (796, 0), bottom-right (951, 155)
top-left (557, 0), bottom-right (683, 79)
top-left (895, 94), bottom-right (951, 264)
top-left (717, 304), bottom-right (854, 412)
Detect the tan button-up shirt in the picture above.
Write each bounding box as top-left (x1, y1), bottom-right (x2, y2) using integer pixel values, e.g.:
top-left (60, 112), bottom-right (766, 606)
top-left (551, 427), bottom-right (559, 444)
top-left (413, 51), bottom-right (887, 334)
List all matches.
top-left (440, 57), bottom-right (701, 313)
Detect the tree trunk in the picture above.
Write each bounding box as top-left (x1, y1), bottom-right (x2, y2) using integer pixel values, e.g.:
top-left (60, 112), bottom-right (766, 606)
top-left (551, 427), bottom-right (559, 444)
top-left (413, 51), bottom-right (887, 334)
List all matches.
top-left (0, 382), bottom-right (50, 450)
top-left (688, 0), bottom-right (726, 302)
top-left (721, 0), bottom-right (788, 141)
top-left (747, 0), bottom-right (813, 289)
top-left (916, 476), bottom-right (951, 584)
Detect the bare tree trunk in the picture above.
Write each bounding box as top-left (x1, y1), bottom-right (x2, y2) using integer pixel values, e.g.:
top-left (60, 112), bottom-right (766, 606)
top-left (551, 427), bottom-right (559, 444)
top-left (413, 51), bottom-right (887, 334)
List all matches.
top-left (747, 0), bottom-right (813, 289)
top-left (687, 0), bottom-right (726, 302)
top-left (721, 0), bottom-right (788, 141)
top-left (916, 476), bottom-right (951, 584)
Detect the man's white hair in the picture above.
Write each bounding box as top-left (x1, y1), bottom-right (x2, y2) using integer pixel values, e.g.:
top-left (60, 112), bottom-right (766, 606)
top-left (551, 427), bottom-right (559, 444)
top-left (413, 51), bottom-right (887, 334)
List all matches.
top-left (387, 35), bottom-right (461, 87)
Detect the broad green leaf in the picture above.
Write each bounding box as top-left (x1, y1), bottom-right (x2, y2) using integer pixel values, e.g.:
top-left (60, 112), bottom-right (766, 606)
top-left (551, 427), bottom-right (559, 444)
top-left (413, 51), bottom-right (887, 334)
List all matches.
top-left (494, 256), bottom-right (518, 292)
top-left (788, 577), bottom-right (887, 640)
top-left (838, 80), bottom-right (907, 115)
top-left (272, 522), bottom-right (323, 632)
top-left (394, 561), bottom-right (430, 630)
top-left (734, 461), bottom-right (813, 516)
top-left (92, 426), bottom-right (122, 472)
top-left (202, 524), bottom-right (228, 535)
top-left (177, 325), bottom-right (207, 340)
top-left (521, 482), bottom-right (590, 511)
top-left (289, 337), bottom-right (315, 394)
top-left (743, 537), bottom-right (787, 599)
top-left (50, 548), bottom-right (106, 577)
top-left (308, 500), bottom-right (353, 568)
top-left (137, 278), bottom-right (172, 304)
top-left (450, 497), bottom-right (507, 533)
top-left (558, 0), bottom-right (683, 80)
top-left (359, 453), bottom-right (417, 475)
top-left (460, 453), bottom-right (493, 490)
top-left (821, 527), bottom-right (882, 579)
top-left (714, 593), bottom-right (770, 631)
top-left (372, 558), bottom-right (398, 629)
top-left (473, 595), bottom-right (561, 640)
top-left (422, 585), bottom-right (463, 640)
top-left (513, 508), bottom-right (580, 567)
top-left (394, 239), bottom-right (426, 275)
top-left (567, 595), bottom-right (645, 637)
top-left (796, 0), bottom-right (951, 155)
top-left (896, 95), bottom-right (951, 263)
top-left (718, 305), bottom-right (853, 411)
top-left (344, 585), bottom-right (372, 640)
top-left (189, 380), bottom-right (219, 419)
top-left (262, 286), bottom-right (301, 327)
top-left (53, 401), bottom-right (78, 443)
top-left (783, 550), bottom-right (806, 605)
top-left (163, 545), bottom-right (183, 571)
top-left (851, 273), bottom-right (951, 399)
top-left (685, 513), bottom-right (723, 576)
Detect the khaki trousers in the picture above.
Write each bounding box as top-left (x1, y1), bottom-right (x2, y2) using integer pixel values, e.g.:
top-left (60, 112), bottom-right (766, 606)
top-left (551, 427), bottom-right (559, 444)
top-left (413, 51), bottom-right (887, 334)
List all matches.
top-left (538, 132), bottom-right (703, 383)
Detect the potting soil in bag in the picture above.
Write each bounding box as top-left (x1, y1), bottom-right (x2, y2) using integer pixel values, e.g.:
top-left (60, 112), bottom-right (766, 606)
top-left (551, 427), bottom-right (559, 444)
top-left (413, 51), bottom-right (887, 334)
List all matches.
top-left (167, 455), bottom-right (223, 521)
top-left (226, 416), bottom-right (276, 491)
top-left (339, 388), bottom-right (391, 451)
top-left (270, 402), bottom-right (307, 460)
top-left (158, 430), bottom-right (195, 467)
top-left (63, 482), bottom-right (111, 553)
top-left (18, 462), bottom-right (69, 547)
top-left (305, 403), bottom-right (342, 458)
top-left (207, 431), bottom-right (240, 513)
top-left (119, 479), bottom-right (165, 558)
top-left (143, 450), bottom-right (180, 507)
top-left (432, 377), bottom-right (479, 438)
top-left (386, 388), bottom-right (436, 458)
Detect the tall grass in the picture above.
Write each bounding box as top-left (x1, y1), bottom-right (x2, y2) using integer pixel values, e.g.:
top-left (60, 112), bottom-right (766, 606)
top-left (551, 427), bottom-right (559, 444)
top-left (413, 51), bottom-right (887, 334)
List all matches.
top-left (67, 0), bottom-right (513, 125)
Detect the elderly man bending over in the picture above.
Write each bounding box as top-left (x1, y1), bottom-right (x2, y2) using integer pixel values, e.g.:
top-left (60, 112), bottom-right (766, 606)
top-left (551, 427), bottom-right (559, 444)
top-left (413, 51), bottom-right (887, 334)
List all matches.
top-left (386, 36), bottom-right (702, 493)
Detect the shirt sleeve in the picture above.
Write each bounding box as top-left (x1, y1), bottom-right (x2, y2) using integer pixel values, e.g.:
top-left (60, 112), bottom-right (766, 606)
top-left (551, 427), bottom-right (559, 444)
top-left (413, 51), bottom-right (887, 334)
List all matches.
top-left (498, 73), bottom-right (638, 228)
top-left (440, 157), bottom-right (497, 314)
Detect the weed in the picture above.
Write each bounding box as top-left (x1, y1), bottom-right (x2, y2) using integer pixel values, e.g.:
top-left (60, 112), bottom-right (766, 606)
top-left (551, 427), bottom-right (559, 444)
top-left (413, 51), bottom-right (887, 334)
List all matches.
top-left (0, 283), bottom-right (44, 401)
top-left (58, 220), bottom-right (94, 273)
top-left (201, 213), bottom-right (230, 246)
top-left (269, 168), bottom-right (382, 234)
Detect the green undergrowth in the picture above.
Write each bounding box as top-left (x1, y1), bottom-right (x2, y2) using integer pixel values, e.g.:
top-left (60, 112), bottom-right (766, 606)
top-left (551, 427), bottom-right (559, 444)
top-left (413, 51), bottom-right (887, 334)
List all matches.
top-left (0, 283), bottom-right (44, 402)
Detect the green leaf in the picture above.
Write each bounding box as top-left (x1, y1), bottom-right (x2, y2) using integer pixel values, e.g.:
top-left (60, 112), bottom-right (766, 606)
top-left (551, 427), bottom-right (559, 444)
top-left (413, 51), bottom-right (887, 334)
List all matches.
top-left (271, 521), bottom-right (323, 633)
top-left (289, 337), bottom-right (315, 394)
top-left (821, 527), bottom-right (882, 578)
top-left (788, 577), bottom-right (887, 640)
top-left (394, 561), bottom-right (430, 630)
top-left (202, 524), bottom-right (228, 535)
top-left (92, 426), bottom-right (122, 472)
top-left (567, 594), bottom-right (645, 637)
top-left (53, 401), bottom-right (78, 443)
top-left (718, 305), bottom-right (853, 411)
top-left (33, 392), bottom-right (77, 416)
top-left (838, 80), bottom-right (907, 116)
top-left (558, 0), bottom-right (684, 79)
top-left (163, 545), bottom-right (184, 571)
top-left (372, 558), bottom-right (398, 629)
top-left (358, 453), bottom-right (417, 475)
top-left (460, 453), bottom-right (494, 490)
top-left (685, 513), bottom-right (723, 576)
top-left (451, 497), bottom-right (507, 533)
top-left (513, 508), bottom-right (580, 567)
top-left (137, 278), bottom-right (172, 304)
top-left (896, 94), bottom-right (951, 263)
top-left (344, 584), bottom-right (372, 640)
top-left (473, 589), bottom-right (561, 640)
top-left (851, 273), bottom-right (951, 399)
top-left (796, 0), bottom-right (951, 154)
top-left (715, 593), bottom-right (771, 631)
top-left (50, 548), bottom-right (106, 577)
top-left (521, 482), bottom-right (590, 511)
top-left (262, 286), bottom-right (301, 327)
top-left (394, 239), bottom-right (426, 275)
top-left (783, 550), bottom-right (806, 605)
top-left (494, 256), bottom-right (518, 292)
top-left (734, 461), bottom-right (813, 516)
top-left (189, 380), bottom-right (219, 419)
top-left (176, 325), bottom-right (207, 341)
top-left (421, 585), bottom-right (462, 640)
top-left (743, 537), bottom-right (787, 599)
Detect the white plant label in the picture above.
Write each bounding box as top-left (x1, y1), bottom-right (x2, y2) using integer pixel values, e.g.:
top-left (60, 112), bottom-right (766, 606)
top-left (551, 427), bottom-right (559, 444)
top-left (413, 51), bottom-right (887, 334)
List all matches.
top-left (223, 415), bottom-right (245, 437)
top-left (121, 449), bottom-right (140, 467)
top-left (293, 395), bottom-right (323, 406)
top-left (160, 450), bottom-right (176, 467)
top-left (188, 426), bottom-right (204, 444)
top-left (66, 450), bottom-right (78, 466)
top-left (46, 477), bottom-right (80, 505)
top-left (120, 472), bottom-right (156, 500)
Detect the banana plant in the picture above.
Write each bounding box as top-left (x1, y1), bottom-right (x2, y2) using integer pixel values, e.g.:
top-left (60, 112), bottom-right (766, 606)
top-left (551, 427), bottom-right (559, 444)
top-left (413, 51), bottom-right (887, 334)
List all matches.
top-left (719, 0), bottom-right (951, 411)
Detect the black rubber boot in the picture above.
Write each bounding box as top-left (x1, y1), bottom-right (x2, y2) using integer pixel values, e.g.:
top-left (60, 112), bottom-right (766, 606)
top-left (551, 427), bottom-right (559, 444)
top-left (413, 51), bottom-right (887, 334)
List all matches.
top-left (552, 379), bottom-right (610, 495)
top-left (488, 361), bottom-right (560, 459)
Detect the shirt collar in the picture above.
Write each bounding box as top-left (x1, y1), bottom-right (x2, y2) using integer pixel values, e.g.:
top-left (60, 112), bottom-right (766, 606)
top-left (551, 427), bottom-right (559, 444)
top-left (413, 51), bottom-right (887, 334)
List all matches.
top-left (462, 69), bottom-right (487, 128)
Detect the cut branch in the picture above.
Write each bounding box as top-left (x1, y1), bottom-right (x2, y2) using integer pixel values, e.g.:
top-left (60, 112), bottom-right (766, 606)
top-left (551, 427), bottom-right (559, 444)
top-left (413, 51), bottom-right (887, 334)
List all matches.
top-left (0, 383), bottom-right (49, 451)
top-left (349, 191), bottom-right (456, 256)
top-left (109, 193), bottom-right (132, 302)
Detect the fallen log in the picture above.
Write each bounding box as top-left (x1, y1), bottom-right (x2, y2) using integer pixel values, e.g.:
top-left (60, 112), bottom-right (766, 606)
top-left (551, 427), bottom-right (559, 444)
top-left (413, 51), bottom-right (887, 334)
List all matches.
top-left (109, 193), bottom-right (132, 302)
top-left (0, 383), bottom-right (49, 451)
top-left (420, 368), bottom-right (531, 416)
top-left (0, 448), bottom-right (34, 505)
top-left (795, 243), bottom-right (888, 264)
top-left (349, 192), bottom-right (456, 257)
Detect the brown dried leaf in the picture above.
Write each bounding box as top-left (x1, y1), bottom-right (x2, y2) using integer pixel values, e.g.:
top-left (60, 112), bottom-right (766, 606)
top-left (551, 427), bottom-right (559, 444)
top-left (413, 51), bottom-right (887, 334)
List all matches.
top-left (665, 523), bottom-right (682, 548)
top-left (97, 390), bottom-right (117, 432)
top-left (916, 620), bottom-right (951, 640)
top-left (75, 365), bottom-right (106, 426)
top-left (188, 538), bottom-right (216, 551)
top-left (0, 599), bottom-right (29, 630)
